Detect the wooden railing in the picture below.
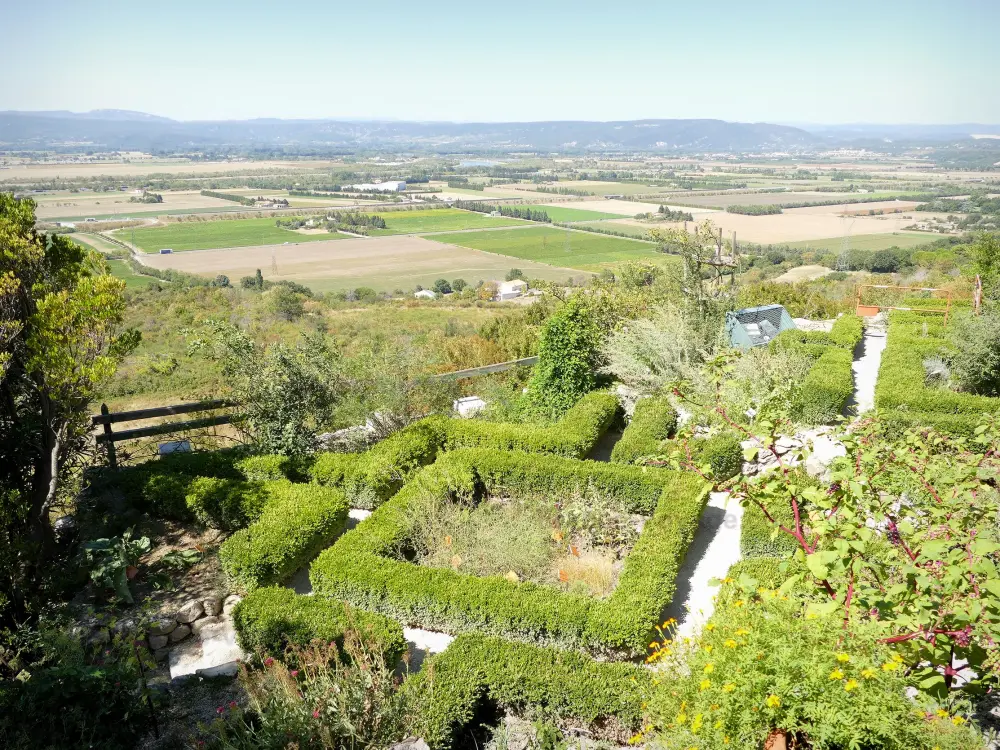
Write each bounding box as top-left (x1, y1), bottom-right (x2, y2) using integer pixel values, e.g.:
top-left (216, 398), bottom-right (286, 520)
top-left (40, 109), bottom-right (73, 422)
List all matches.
top-left (92, 399), bottom-right (235, 469)
top-left (93, 356), bottom-right (540, 467)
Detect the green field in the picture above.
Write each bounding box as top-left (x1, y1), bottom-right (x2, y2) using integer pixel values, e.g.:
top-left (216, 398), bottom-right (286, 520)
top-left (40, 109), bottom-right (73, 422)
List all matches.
top-left (433, 226), bottom-right (662, 270)
top-left (520, 205), bottom-right (624, 222)
top-left (106, 259), bottom-right (161, 289)
top-left (782, 232), bottom-right (938, 253)
top-left (119, 218), bottom-right (346, 253)
top-left (574, 220), bottom-right (654, 239)
top-left (370, 208), bottom-right (527, 235)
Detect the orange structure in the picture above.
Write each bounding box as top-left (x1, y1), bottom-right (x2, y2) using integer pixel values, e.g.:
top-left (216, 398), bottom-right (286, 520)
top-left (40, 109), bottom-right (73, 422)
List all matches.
top-left (855, 285), bottom-right (953, 325)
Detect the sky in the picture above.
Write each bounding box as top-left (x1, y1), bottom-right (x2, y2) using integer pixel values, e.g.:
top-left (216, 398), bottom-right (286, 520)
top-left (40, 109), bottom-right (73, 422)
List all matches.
top-left (2, 0), bottom-right (998, 124)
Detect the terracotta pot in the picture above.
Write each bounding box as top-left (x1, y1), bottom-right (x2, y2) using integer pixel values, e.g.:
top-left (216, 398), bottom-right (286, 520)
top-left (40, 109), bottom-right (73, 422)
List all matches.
top-left (856, 305), bottom-right (881, 316)
top-left (764, 730), bottom-right (788, 750)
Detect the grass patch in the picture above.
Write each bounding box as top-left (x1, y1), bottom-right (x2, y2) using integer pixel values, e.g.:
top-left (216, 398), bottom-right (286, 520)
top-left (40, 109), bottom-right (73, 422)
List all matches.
top-left (574, 220), bottom-right (654, 239)
top-left (121, 217), bottom-right (345, 253)
top-left (432, 226), bottom-right (661, 271)
top-left (370, 209), bottom-right (527, 235)
top-left (106, 259), bottom-right (160, 289)
top-left (519, 205), bottom-right (624, 222)
top-left (782, 232), bottom-right (938, 253)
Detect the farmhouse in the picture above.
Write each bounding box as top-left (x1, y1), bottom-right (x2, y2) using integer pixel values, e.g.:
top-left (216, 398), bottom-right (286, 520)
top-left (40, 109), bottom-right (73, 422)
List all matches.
top-left (414, 289), bottom-right (437, 299)
top-left (496, 279), bottom-right (527, 300)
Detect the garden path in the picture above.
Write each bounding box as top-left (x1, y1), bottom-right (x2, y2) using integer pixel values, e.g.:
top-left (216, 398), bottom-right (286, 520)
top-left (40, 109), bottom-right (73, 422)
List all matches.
top-left (848, 323), bottom-right (887, 415)
top-left (663, 491), bottom-right (743, 640)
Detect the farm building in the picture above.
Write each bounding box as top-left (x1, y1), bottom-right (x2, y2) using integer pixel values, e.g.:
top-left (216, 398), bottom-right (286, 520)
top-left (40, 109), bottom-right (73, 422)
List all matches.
top-left (414, 289), bottom-right (437, 300)
top-left (349, 181), bottom-right (406, 193)
top-left (496, 279), bottom-right (527, 301)
top-left (726, 304), bottom-right (795, 348)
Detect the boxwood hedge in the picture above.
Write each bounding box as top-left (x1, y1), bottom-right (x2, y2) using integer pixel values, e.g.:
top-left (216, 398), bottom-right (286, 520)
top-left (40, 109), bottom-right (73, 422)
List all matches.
top-left (406, 633), bottom-right (652, 750)
top-left (875, 311), bottom-right (1000, 436)
top-left (610, 396), bottom-right (678, 464)
top-left (310, 448), bottom-right (709, 656)
top-left (231, 586), bottom-right (406, 664)
top-left (220, 483), bottom-right (348, 592)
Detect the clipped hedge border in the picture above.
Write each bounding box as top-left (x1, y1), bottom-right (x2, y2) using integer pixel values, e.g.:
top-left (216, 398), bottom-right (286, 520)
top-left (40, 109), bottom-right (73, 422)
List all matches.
top-left (740, 502), bottom-right (800, 559)
top-left (874, 312), bottom-right (1000, 435)
top-left (610, 396), bottom-right (678, 464)
top-left (442, 391), bottom-right (619, 459)
top-left (406, 633), bottom-right (653, 750)
top-left (231, 586), bottom-right (406, 664)
top-left (220, 483), bottom-right (348, 592)
top-left (310, 448), bottom-right (709, 656)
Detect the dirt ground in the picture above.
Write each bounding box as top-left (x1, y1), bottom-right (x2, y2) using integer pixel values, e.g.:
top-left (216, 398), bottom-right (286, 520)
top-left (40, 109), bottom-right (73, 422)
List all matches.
top-left (33, 190), bottom-right (237, 219)
top-left (544, 198), bottom-right (708, 217)
top-left (774, 264), bottom-right (836, 283)
top-left (139, 234), bottom-right (583, 290)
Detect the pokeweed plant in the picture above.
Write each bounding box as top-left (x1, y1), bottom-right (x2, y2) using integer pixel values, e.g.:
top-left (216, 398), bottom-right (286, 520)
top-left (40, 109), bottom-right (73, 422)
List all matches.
top-left (665, 353), bottom-right (1000, 699)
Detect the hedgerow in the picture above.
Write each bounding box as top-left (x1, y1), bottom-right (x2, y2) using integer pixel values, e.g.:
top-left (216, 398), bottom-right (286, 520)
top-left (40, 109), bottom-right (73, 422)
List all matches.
top-left (309, 418), bottom-right (447, 508)
top-left (769, 314), bottom-right (862, 424)
top-left (443, 391), bottom-right (618, 458)
top-left (185, 477), bottom-right (273, 531)
top-left (220, 484), bottom-right (348, 592)
top-left (740, 501), bottom-right (800, 558)
top-left (231, 586), bottom-right (406, 664)
top-left (875, 311), bottom-right (1000, 435)
top-left (310, 448), bottom-right (709, 655)
top-left (610, 396), bottom-right (678, 464)
top-left (406, 633), bottom-right (653, 749)
top-left (691, 431), bottom-right (743, 480)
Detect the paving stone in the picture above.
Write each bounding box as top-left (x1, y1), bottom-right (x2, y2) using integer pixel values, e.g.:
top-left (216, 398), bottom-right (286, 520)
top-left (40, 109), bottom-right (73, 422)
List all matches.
top-left (175, 600), bottom-right (204, 624)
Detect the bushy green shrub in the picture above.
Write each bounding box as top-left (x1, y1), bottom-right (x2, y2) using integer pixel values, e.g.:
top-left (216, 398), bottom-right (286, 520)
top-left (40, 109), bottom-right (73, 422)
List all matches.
top-left (444, 391), bottom-right (618, 458)
top-left (407, 633), bottom-right (653, 750)
top-left (309, 418), bottom-right (446, 508)
top-left (948, 311), bottom-right (1000, 396)
top-left (232, 586), bottom-right (406, 663)
top-left (185, 477), bottom-right (272, 531)
top-left (875, 312), bottom-right (1000, 435)
top-left (691, 432), bottom-right (743, 480)
top-left (527, 296), bottom-right (602, 413)
top-left (740, 501), bottom-right (800, 558)
top-left (828, 313), bottom-right (864, 349)
top-left (220, 484), bottom-right (348, 592)
top-left (310, 449), bottom-right (709, 655)
top-left (611, 396), bottom-right (678, 464)
top-left (795, 347), bottom-right (854, 424)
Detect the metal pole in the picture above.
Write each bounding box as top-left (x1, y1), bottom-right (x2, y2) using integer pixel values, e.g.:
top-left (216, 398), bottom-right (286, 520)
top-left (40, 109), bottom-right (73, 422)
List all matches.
top-left (101, 403), bottom-right (117, 470)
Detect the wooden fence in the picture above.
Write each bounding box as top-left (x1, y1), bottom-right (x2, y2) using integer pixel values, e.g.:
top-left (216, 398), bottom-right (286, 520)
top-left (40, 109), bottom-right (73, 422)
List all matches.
top-left (92, 355), bottom-right (539, 467)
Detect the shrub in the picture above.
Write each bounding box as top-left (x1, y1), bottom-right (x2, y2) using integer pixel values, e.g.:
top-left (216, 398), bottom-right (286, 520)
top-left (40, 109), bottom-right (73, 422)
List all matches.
top-left (611, 396), bottom-right (678, 463)
top-left (220, 484), bottom-right (348, 592)
top-left (794, 347), bottom-right (854, 424)
top-left (232, 586), bottom-right (406, 664)
top-left (691, 431), bottom-right (743, 480)
top-left (600, 306), bottom-right (705, 393)
top-left (185, 477), bottom-right (273, 531)
top-left (740, 501), bottom-right (800, 558)
top-left (644, 597), bottom-right (986, 750)
top-left (528, 297), bottom-right (602, 413)
top-left (948, 311), bottom-right (1000, 396)
top-left (444, 391), bottom-right (618, 459)
top-left (310, 449), bottom-right (709, 655)
top-left (407, 633), bottom-right (653, 749)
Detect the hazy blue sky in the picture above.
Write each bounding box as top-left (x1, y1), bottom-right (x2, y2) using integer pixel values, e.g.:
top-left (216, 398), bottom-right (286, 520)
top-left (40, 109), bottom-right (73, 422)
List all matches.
top-left (3, 0), bottom-right (997, 123)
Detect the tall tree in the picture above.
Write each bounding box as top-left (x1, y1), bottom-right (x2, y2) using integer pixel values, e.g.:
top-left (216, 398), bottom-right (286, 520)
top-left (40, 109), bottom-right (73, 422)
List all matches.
top-left (0, 194), bottom-right (136, 624)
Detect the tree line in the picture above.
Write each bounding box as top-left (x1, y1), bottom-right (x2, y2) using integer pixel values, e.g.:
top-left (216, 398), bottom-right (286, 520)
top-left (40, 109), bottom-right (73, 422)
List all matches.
top-left (455, 201), bottom-right (551, 222)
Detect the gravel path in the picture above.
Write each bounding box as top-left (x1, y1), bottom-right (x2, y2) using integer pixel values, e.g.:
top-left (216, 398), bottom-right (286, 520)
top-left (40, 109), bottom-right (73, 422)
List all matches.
top-left (849, 328), bottom-right (887, 414)
top-left (662, 491), bottom-right (743, 640)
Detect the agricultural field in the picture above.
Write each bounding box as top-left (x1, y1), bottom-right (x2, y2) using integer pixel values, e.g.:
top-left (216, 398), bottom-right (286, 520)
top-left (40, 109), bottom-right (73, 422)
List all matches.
top-left (669, 191), bottom-right (923, 210)
top-left (573, 219), bottom-right (656, 238)
top-left (118, 217), bottom-right (345, 252)
top-left (32, 188), bottom-right (239, 220)
top-left (370, 208), bottom-right (527, 234)
top-left (521, 204), bottom-right (624, 222)
top-left (433, 225), bottom-right (663, 270)
top-left (781, 232), bottom-right (937, 253)
top-left (139, 234), bottom-right (585, 292)
top-left (105, 259), bottom-right (160, 289)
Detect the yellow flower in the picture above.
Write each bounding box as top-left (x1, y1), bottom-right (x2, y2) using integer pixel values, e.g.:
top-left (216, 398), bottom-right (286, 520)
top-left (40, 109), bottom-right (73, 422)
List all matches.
top-left (704, 645), bottom-right (713, 654)
top-left (724, 639), bottom-right (738, 649)
top-left (892, 653), bottom-right (904, 663)
top-left (705, 623), bottom-right (716, 631)
top-left (723, 683), bottom-right (736, 693)
top-left (836, 653), bottom-right (851, 663)
top-left (649, 642), bottom-right (658, 649)
top-left (844, 679), bottom-right (859, 692)
top-left (935, 709), bottom-right (949, 719)
top-left (881, 661), bottom-right (901, 672)
top-left (703, 663), bottom-right (715, 674)
top-left (861, 668), bottom-right (877, 679)
top-left (723, 737), bottom-right (730, 745)
top-left (691, 714), bottom-right (704, 733)
top-left (829, 668), bottom-right (845, 680)
top-left (676, 712), bottom-right (687, 725)
top-left (765, 694), bottom-right (781, 708)
top-left (952, 716), bottom-right (966, 726)
top-left (700, 679), bottom-right (712, 691)
top-left (735, 628), bottom-right (751, 636)
top-left (735, 599), bottom-right (745, 607)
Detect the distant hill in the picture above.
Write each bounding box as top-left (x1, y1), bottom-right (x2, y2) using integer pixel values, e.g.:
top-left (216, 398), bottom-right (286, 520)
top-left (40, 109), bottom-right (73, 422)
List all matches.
top-left (0, 111), bottom-right (820, 153)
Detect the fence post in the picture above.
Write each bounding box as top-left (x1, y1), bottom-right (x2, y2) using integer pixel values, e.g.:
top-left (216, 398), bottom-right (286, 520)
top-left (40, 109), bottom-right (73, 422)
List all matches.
top-left (101, 403), bottom-right (117, 470)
